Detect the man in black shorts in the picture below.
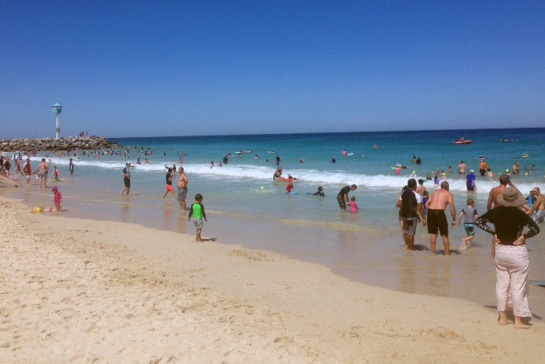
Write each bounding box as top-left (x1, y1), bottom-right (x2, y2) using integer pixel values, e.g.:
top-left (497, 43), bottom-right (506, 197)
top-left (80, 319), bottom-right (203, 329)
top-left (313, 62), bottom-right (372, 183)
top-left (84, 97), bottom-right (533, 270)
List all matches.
top-left (426, 181), bottom-right (457, 255)
top-left (337, 184), bottom-right (357, 211)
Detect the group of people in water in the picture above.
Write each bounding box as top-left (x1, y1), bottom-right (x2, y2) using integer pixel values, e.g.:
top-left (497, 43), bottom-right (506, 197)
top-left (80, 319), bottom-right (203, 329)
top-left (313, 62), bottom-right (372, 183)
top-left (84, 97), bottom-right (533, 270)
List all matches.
top-left (4, 143), bottom-right (544, 328)
top-left (397, 171), bottom-right (542, 329)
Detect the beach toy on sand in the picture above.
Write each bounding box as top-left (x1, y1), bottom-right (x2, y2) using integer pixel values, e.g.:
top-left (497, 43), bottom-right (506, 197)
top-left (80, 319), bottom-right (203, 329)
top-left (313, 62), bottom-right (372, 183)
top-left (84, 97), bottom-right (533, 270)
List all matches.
top-left (31, 207), bottom-right (43, 213)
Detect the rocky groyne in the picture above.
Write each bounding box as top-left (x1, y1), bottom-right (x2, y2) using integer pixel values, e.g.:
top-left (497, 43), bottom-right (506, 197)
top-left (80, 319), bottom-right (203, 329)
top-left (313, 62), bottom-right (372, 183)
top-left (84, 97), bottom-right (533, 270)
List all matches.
top-left (0, 136), bottom-right (122, 153)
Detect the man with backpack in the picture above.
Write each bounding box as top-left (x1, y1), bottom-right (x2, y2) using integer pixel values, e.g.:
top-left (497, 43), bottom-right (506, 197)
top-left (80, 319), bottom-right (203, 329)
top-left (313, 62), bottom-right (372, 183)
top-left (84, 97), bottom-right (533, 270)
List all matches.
top-left (397, 178), bottom-right (426, 250)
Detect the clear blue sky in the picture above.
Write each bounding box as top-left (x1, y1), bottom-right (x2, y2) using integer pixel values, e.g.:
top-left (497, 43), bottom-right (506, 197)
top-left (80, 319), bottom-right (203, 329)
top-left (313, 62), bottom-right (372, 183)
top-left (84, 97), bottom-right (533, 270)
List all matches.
top-left (1, 0), bottom-right (544, 138)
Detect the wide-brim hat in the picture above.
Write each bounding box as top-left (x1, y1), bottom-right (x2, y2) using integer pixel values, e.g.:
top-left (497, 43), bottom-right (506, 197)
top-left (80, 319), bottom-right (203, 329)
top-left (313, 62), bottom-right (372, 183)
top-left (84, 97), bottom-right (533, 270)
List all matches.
top-left (497, 187), bottom-right (526, 207)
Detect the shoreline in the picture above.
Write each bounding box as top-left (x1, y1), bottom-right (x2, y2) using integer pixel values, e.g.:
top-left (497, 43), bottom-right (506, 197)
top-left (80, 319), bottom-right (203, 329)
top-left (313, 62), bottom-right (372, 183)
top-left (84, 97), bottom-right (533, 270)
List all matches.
top-left (2, 171), bottom-right (545, 312)
top-left (1, 194), bottom-right (545, 362)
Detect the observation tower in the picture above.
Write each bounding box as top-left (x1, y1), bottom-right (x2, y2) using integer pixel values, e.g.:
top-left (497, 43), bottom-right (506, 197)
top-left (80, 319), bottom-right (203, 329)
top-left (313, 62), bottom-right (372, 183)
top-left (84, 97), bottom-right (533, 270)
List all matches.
top-left (51, 103), bottom-right (63, 139)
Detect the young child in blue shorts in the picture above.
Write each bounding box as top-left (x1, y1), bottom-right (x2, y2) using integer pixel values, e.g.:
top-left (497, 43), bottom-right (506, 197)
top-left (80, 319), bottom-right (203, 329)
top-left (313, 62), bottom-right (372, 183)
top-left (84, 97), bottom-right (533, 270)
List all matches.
top-left (458, 198), bottom-right (478, 249)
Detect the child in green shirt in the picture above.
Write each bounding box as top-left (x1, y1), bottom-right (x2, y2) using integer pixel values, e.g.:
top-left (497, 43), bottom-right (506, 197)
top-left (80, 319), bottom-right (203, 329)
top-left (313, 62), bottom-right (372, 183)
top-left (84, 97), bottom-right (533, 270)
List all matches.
top-left (188, 193), bottom-right (207, 242)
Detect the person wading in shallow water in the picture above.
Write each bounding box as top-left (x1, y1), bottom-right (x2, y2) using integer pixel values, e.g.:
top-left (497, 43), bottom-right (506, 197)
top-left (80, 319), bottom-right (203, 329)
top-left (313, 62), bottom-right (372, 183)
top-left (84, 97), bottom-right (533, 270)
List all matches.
top-left (177, 167), bottom-right (189, 210)
top-left (120, 162), bottom-right (131, 196)
top-left (337, 184), bottom-right (357, 211)
top-left (397, 178), bottom-right (426, 250)
top-left (426, 181), bottom-right (456, 255)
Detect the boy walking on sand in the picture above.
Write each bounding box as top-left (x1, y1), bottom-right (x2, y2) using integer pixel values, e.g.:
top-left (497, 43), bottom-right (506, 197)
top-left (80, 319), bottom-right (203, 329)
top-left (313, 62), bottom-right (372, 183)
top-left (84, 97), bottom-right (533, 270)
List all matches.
top-left (458, 198), bottom-right (478, 249)
top-left (188, 193), bottom-right (207, 242)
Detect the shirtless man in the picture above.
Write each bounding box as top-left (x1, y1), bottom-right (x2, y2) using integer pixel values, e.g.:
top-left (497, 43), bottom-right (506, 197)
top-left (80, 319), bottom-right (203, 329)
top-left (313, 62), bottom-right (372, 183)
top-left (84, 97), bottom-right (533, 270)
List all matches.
top-left (426, 181), bottom-right (456, 255)
top-left (34, 158), bottom-right (49, 189)
top-left (273, 167), bottom-right (282, 180)
top-left (458, 160), bottom-right (467, 175)
top-left (512, 161), bottom-right (520, 175)
top-left (23, 158), bottom-right (32, 185)
top-left (529, 187), bottom-right (545, 223)
top-left (177, 166), bottom-right (189, 210)
top-left (487, 175), bottom-right (512, 211)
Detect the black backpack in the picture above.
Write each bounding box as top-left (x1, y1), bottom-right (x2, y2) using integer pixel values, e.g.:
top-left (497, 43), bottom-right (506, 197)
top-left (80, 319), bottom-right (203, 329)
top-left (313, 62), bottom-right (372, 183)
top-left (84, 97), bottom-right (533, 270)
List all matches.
top-left (401, 190), bottom-right (418, 218)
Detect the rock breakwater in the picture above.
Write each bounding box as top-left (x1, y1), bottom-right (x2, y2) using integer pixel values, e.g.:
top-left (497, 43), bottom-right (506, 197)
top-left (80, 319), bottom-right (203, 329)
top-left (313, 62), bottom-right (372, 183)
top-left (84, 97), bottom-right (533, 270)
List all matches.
top-left (0, 136), bottom-right (121, 153)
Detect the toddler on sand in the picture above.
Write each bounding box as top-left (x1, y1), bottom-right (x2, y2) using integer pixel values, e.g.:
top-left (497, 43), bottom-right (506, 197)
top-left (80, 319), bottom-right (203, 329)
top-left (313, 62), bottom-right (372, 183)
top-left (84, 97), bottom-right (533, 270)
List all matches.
top-left (188, 193), bottom-right (207, 242)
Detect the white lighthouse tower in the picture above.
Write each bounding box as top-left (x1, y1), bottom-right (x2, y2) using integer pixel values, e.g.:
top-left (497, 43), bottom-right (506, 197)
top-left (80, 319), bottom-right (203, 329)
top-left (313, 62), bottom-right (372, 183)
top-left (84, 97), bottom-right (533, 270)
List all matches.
top-left (51, 103), bottom-right (63, 139)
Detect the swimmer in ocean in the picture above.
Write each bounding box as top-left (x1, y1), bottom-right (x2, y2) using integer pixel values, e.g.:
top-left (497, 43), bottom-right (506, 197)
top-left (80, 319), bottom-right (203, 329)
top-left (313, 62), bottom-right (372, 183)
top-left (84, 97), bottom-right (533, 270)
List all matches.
top-left (273, 167), bottom-right (282, 180)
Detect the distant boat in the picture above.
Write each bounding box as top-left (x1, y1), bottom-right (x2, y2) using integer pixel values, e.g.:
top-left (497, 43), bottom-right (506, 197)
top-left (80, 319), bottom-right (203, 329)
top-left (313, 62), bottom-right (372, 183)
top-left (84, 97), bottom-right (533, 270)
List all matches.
top-left (454, 137), bottom-right (472, 145)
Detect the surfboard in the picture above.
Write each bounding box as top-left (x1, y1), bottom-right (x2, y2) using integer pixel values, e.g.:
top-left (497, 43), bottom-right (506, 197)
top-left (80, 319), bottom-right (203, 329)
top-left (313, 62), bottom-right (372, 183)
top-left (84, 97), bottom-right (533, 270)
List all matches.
top-left (391, 164), bottom-right (407, 169)
top-left (0, 176), bottom-right (19, 187)
top-left (275, 177), bottom-right (297, 182)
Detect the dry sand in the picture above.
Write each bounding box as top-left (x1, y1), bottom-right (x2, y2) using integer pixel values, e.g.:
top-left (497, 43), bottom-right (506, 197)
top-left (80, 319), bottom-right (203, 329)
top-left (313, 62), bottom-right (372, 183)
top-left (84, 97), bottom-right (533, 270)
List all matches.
top-left (1, 196), bottom-right (544, 363)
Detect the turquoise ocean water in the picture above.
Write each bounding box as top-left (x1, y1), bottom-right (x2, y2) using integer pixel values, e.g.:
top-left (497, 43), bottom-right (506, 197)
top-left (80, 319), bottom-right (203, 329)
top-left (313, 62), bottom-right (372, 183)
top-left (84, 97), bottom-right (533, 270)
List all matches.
top-left (4, 128), bottom-right (545, 307)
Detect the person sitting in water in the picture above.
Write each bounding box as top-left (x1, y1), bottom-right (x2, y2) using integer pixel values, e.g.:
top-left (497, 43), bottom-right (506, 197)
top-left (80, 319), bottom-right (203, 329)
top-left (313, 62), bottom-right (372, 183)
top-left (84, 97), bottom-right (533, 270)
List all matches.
top-left (312, 186), bottom-right (325, 197)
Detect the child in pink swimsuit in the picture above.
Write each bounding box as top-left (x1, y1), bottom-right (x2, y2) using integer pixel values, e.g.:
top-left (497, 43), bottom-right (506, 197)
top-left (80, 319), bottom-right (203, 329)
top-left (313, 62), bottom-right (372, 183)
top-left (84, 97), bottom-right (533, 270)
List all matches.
top-left (349, 196), bottom-right (360, 213)
top-left (52, 187), bottom-right (62, 212)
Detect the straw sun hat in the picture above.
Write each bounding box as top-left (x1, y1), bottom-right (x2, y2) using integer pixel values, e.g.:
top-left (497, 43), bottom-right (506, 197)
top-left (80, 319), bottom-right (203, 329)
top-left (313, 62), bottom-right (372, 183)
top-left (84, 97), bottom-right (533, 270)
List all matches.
top-left (497, 187), bottom-right (526, 207)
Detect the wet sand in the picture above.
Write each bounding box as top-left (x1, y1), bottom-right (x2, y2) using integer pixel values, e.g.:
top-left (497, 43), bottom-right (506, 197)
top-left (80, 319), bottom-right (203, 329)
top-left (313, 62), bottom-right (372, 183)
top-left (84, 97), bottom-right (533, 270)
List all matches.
top-left (3, 176), bottom-right (545, 312)
top-left (1, 194), bottom-right (545, 362)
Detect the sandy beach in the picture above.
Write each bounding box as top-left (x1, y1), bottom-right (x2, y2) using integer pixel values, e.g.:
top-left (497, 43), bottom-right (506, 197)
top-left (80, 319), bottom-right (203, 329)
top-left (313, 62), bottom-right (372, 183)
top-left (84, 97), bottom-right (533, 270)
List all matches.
top-left (1, 195), bottom-right (544, 363)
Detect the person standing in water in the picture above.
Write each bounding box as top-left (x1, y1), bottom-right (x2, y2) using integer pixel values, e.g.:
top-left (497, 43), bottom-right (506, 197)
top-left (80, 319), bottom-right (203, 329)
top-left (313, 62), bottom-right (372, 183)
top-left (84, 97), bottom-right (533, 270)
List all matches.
top-left (120, 162), bottom-right (131, 196)
top-left (426, 181), bottom-right (456, 255)
top-left (458, 198), bottom-right (478, 250)
top-left (177, 167), bottom-right (189, 210)
top-left (162, 167), bottom-right (175, 199)
top-left (69, 158), bottom-right (75, 177)
top-left (397, 178), bottom-right (426, 250)
top-left (337, 184), bottom-right (357, 211)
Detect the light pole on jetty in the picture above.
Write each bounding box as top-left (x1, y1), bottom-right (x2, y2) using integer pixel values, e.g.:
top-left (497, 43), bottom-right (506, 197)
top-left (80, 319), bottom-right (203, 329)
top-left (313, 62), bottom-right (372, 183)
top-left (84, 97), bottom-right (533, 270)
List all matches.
top-left (51, 103), bottom-right (63, 139)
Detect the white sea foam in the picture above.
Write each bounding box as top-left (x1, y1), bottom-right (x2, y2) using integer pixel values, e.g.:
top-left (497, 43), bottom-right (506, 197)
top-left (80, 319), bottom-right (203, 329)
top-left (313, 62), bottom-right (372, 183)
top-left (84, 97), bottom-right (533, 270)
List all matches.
top-left (36, 154), bottom-right (540, 195)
